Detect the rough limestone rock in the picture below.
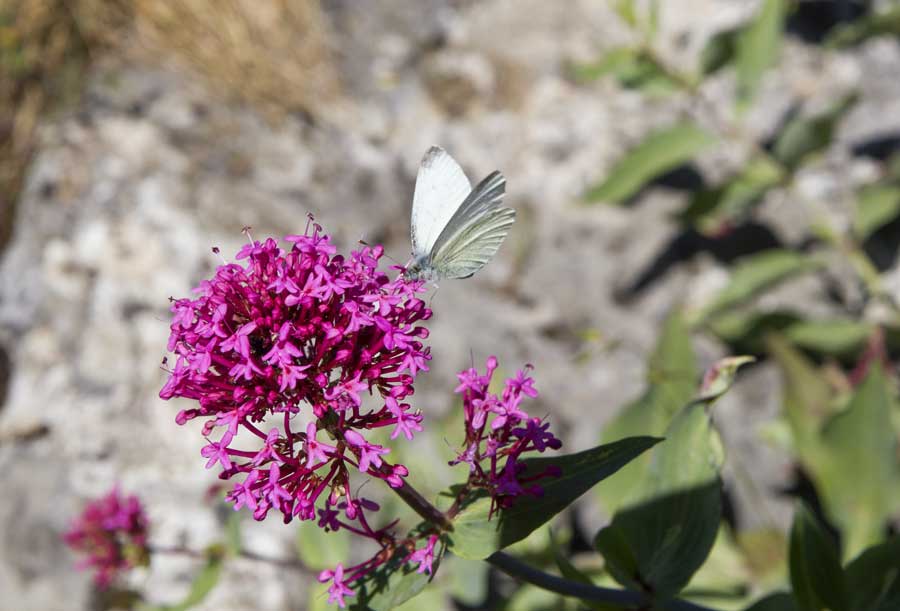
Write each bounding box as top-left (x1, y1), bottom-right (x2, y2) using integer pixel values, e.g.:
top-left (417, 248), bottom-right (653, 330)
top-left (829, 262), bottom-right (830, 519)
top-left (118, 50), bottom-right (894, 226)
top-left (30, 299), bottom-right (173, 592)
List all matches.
top-left (2, 1), bottom-right (899, 609)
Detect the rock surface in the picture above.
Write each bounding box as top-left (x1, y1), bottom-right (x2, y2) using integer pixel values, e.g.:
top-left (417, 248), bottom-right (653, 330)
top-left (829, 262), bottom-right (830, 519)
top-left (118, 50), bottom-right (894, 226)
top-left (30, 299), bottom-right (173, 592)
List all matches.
top-left (1, 1), bottom-right (898, 609)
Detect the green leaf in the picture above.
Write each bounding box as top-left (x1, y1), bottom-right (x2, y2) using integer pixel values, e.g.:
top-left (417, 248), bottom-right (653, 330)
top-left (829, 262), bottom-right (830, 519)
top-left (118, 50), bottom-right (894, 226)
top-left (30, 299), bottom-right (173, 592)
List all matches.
top-left (700, 27), bottom-right (740, 75)
top-left (853, 185), bottom-right (900, 240)
top-left (772, 94), bottom-right (858, 169)
top-left (393, 585), bottom-right (447, 611)
top-left (224, 510), bottom-right (243, 557)
top-left (788, 503), bottom-right (848, 611)
top-left (783, 319), bottom-right (872, 359)
top-left (845, 537), bottom-right (900, 611)
top-left (710, 310), bottom-right (872, 359)
top-left (681, 156), bottom-right (785, 232)
top-left (351, 553), bottom-right (440, 611)
top-left (585, 123), bottom-right (717, 204)
top-left (155, 555), bottom-right (224, 611)
top-left (826, 6), bottom-right (900, 48)
top-left (697, 250), bottom-right (823, 322)
top-left (445, 555), bottom-right (489, 607)
top-left (599, 310), bottom-right (698, 512)
top-left (735, 0), bottom-right (786, 109)
top-left (569, 47), bottom-right (638, 83)
top-left (613, 0), bottom-right (638, 27)
top-left (743, 592), bottom-right (798, 611)
top-left (766, 334), bottom-right (831, 465)
top-left (447, 436), bottom-right (662, 560)
top-left (296, 519), bottom-right (352, 570)
top-left (817, 365), bottom-right (899, 559)
top-left (595, 385), bottom-right (732, 599)
top-left (569, 48), bottom-right (680, 93)
top-left (682, 527), bottom-right (754, 609)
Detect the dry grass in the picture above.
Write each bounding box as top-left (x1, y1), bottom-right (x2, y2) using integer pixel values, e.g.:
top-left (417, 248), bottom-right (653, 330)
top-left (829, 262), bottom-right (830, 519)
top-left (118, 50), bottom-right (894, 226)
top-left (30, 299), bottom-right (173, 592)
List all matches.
top-left (0, 0), bottom-right (338, 249)
top-left (0, 0), bottom-right (125, 250)
top-left (131, 0), bottom-right (340, 119)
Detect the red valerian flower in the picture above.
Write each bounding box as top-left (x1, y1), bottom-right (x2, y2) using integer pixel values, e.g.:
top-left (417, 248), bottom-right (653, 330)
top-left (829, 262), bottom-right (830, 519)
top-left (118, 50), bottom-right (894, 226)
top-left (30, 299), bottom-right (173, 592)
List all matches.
top-left (159, 221), bottom-right (432, 526)
top-left (450, 357), bottom-right (562, 516)
top-left (63, 488), bottom-right (149, 588)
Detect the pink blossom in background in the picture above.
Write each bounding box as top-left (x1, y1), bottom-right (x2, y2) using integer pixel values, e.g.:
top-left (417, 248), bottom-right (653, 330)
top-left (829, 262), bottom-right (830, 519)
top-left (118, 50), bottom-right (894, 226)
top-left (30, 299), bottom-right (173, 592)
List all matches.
top-left (63, 488), bottom-right (149, 588)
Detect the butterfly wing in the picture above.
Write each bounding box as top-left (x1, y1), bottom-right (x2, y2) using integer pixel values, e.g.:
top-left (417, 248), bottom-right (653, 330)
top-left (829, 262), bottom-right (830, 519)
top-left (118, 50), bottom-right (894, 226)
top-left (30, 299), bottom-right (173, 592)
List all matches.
top-left (428, 171), bottom-right (516, 279)
top-left (411, 146), bottom-right (472, 258)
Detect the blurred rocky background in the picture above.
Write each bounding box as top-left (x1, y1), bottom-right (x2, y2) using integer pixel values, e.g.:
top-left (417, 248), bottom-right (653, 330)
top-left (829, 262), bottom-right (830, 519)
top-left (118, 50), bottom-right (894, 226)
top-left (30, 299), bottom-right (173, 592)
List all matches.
top-left (1, 1), bottom-right (899, 610)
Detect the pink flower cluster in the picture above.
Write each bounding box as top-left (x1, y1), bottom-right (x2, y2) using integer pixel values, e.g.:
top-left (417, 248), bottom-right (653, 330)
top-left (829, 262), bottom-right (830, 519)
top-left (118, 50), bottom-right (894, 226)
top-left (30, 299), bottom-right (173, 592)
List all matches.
top-left (159, 222), bottom-right (432, 525)
top-left (452, 357), bottom-right (562, 516)
top-left (63, 488), bottom-right (149, 588)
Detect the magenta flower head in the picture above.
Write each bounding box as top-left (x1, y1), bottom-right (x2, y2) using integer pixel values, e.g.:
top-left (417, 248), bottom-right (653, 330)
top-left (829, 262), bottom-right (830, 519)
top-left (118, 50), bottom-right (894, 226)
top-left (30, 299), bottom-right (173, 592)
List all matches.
top-left (451, 357), bottom-right (562, 516)
top-left (63, 488), bottom-right (149, 588)
top-left (159, 221), bottom-right (432, 524)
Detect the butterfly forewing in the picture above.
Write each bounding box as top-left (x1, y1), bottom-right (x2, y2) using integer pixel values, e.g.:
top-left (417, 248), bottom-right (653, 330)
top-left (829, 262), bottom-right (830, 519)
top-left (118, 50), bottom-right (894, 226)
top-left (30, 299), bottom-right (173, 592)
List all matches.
top-left (411, 147), bottom-right (472, 257)
top-left (429, 171), bottom-right (515, 279)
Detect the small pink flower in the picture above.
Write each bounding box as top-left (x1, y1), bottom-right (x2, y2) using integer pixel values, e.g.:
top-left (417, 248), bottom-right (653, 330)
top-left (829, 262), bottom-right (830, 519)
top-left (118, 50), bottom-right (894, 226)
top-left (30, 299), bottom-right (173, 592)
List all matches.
top-left (409, 535), bottom-right (439, 575)
top-left (344, 430), bottom-right (390, 472)
top-left (319, 564), bottom-right (355, 608)
top-left (63, 488), bottom-right (149, 588)
top-left (451, 357), bottom-right (562, 514)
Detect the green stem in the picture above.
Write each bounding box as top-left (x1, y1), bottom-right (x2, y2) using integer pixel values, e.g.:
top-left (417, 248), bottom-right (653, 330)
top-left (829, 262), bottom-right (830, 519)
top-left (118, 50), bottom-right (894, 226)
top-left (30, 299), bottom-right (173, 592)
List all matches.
top-left (487, 551), bottom-right (722, 611)
top-left (389, 477), bottom-right (453, 531)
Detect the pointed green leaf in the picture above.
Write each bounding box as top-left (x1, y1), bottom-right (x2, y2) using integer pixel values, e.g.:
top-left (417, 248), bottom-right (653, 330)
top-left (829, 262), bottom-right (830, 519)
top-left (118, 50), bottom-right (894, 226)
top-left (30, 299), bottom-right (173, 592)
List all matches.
top-left (224, 510), bottom-right (243, 557)
top-left (613, 0), bottom-right (638, 27)
top-left (710, 310), bottom-right (872, 360)
top-left (766, 334), bottom-right (831, 465)
top-left (853, 185), bottom-right (900, 240)
top-left (585, 124), bottom-right (717, 204)
top-left (743, 592), bottom-right (798, 611)
top-left (818, 365), bottom-right (899, 559)
top-left (155, 555), bottom-right (223, 611)
top-left (826, 6), bottom-right (900, 48)
top-left (783, 319), bottom-right (872, 359)
top-left (594, 357), bottom-right (749, 599)
top-left (701, 27), bottom-right (740, 75)
top-left (735, 0), bottom-right (786, 109)
top-left (789, 503), bottom-right (848, 611)
top-left (681, 155), bottom-right (785, 232)
top-left (448, 436), bottom-right (661, 560)
top-left (609, 52), bottom-right (681, 95)
top-left (681, 527), bottom-right (754, 609)
top-left (599, 310), bottom-right (698, 512)
top-left (569, 47), bottom-right (638, 83)
top-left (772, 94), bottom-right (858, 169)
top-left (595, 393), bottom-right (729, 597)
top-left (445, 555), bottom-right (489, 607)
top-left (351, 552), bottom-right (440, 611)
top-left (845, 537), bottom-right (900, 611)
top-left (697, 250), bottom-right (823, 322)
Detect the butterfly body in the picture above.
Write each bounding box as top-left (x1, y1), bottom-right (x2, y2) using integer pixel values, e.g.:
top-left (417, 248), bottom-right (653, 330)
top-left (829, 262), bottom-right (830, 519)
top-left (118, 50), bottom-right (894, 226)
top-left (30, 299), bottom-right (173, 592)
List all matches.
top-left (405, 147), bottom-right (515, 281)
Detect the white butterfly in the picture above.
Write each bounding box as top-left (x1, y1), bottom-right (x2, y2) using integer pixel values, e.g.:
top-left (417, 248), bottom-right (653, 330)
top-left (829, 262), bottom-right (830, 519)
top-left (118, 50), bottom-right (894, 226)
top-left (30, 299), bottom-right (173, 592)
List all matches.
top-left (404, 146), bottom-right (516, 281)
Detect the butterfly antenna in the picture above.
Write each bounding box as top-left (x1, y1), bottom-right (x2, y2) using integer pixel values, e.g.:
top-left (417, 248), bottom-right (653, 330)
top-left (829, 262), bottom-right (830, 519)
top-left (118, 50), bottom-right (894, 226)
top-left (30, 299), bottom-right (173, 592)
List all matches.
top-left (359, 238), bottom-right (403, 265)
top-left (211, 246), bottom-right (228, 265)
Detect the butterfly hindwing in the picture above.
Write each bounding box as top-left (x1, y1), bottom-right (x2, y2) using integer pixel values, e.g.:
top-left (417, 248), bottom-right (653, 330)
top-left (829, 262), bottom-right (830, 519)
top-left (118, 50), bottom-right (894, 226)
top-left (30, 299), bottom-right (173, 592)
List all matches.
top-left (429, 171), bottom-right (515, 279)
